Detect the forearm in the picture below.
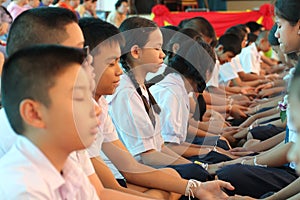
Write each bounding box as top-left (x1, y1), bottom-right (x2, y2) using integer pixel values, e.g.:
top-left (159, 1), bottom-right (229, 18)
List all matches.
top-left (166, 142), bottom-right (211, 157)
top-left (246, 131), bottom-right (286, 152)
top-left (90, 157), bottom-right (153, 198)
top-left (141, 148), bottom-right (191, 166)
top-left (188, 125), bottom-right (216, 137)
top-left (246, 142), bottom-right (292, 167)
top-left (256, 112), bottom-right (280, 124)
top-left (266, 178), bottom-right (300, 200)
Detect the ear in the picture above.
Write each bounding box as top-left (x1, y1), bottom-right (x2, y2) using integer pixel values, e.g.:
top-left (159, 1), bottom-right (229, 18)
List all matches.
top-left (19, 99), bottom-right (46, 129)
top-left (130, 45), bottom-right (140, 59)
top-left (215, 45), bottom-right (224, 54)
top-left (172, 43), bottom-right (180, 54)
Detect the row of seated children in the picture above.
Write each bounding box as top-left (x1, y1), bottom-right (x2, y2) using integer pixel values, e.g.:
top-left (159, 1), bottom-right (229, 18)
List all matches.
top-left (1, 0), bottom-right (300, 198)
top-left (0, 7), bottom-right (234, 199)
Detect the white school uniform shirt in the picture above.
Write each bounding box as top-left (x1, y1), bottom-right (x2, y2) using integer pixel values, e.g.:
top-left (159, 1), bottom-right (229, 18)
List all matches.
top-left (218, 62), bottom-right (239, 86)
top-left (106, 74), bottom-right (164, 163)
top-left (0, 108), bottom-right (18, 158)
top-left (88, 96), bottom-right (124, 179)
top-left (0, 108), bottom-right (95, 176)
top-left (239, 42), bottom-right (261, 74)
top-left (150, 73), bottom-right (189, 144)
top-left (231, 55), bottom-right (244, 73)
top-left (0, 136), bottom-right (99, 200)
top-left (207, 59), bottom-right (220, 87)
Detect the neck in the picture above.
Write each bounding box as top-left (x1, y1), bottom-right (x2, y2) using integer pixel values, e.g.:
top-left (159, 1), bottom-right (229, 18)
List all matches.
top-left (131, 67), bottom-right (147, 86)
top-left (94, 93), bottom-right (102, 101)
top-left (26, 133), bottom-right (69, 172)
top-left (16, 0), bottom-right (26, 6)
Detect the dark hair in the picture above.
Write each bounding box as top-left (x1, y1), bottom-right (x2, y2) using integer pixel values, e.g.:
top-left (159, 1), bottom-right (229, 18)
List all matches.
top-left (178, 18), bottom-right (190, 29)
top-left (168, 40), bottom-right (215, 83)
top-left (79, 17), bottom-right (124, 50)
top-left (7, 7), bottom-right (78, 56)
top-left (166, 28), bottom-right (202, 59)
top-left (182, 17), bottom-right (217, 47)
top-left (1, 45), bottom-right (86, 134)
top-left (275, 0), bottom-right (300, 26)
top-left (225, 25), bottom-right (247, 45)
top-left (119, 17), bottom-right (161, 115)
top-left (217, 34), bottom-right (242, 56)
top-left (119, 16), bottom-right (158, 70)
top-left (115, 0), bottom-right (127, 10)
top-left (245, 21), bottom-right (264, 33)
top-left (247, 33), bottom-right (258, 46)
top-left (160, 25), bottom-right (179, 55)
top-left (268, 24), bottom-right (280, 46)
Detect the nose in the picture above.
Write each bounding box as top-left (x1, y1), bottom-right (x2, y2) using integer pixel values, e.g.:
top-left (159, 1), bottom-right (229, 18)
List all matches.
top-left (160, 49), bottom-right (166, 59)
top-left (274, 28), bottom-right (279, 39)
top-left (116, 62), bottom-right (123, 76)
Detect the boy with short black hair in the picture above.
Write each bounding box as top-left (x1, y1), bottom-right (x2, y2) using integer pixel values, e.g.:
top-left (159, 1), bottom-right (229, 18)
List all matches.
top-left (0, 45), bottom-right (99, 199)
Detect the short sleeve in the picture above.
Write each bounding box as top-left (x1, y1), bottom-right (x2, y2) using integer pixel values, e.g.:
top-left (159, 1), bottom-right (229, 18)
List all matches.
top-left (219, 62), bottom-right (238, 85)
top-left (150, 83), bottom-right (189, 144)
top-left (70, 150), bottom-right (95, 176)
top-left (108, 89), bottom-right (164, 157)
top-left (207, 62), bottom-right (220, 87)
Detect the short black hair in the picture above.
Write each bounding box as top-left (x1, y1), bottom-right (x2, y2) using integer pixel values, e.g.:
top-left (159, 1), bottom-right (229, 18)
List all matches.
top-left (7, 7), bottom-right (78, 56)
top-left (245, 21), bottom-right (263, 33)
top-left (268, 24), bottom-right (280, 46)
top-left (182, 17), bottom-right (217, 47)
top-left (79, 17), bottom-right (124, 51)
top-left (1, 45), bottom-right (86, 134)
top-left (168, 39), bottom-right (215, 91)
top-left (115, 0), bottom-right (127, 10)
top-left (217, 34), bottom-right (242, 56)
top-left (225, 25), bottom-right (247, 45)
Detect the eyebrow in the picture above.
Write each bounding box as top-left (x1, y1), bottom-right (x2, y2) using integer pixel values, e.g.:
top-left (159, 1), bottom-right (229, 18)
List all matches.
top-left (105, 56), bottom-right (119, 62)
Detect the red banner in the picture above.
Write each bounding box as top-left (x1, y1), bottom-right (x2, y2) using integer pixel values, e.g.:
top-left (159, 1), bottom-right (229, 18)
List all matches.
top-left (151, 4), bottom-right (274, 37)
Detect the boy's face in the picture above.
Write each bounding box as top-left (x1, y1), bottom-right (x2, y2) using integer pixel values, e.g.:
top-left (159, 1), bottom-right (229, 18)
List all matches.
top-left (117, 2), bottom-right (128, 14)
top-left (44, 65), bottom-right (99, 151)
top-left (62, 22), bottom-right (85, 49)
top-left (259, 39), bottom-right (271, 52)
top-left (217, 50), bottom-right (235, 64)
top-left (93, 42), bottom-right (123, 97)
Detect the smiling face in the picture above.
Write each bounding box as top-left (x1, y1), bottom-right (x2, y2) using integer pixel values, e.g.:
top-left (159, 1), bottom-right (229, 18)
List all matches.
top-left (42, 65), bottom-right (98, 151)
top-left (275, 17), bottom-right (300, 54)
top-left (93, 42), bottom-right (123, 98)
top-left (136, 28), bottom-right (165, 74)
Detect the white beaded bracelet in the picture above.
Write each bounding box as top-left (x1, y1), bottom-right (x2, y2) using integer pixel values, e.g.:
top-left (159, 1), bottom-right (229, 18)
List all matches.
top-left (254, 156), bottom-right (267, 168)
top-left (185, 179), bottom-right (202, 199)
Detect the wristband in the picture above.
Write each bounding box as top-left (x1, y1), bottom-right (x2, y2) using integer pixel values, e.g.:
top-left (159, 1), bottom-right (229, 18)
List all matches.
top-left (185, 179), bottom-right (202, 198)
top-left (254, 156), bottom-right (267, 168)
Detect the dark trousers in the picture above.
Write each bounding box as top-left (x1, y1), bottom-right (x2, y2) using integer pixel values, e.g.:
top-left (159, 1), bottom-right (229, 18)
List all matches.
top-left (188, 135), bottom-right (230, 150)
top-left (216, 164), bottom-right (298, 198)
top-left (167, 163), bottom-right (212, 182)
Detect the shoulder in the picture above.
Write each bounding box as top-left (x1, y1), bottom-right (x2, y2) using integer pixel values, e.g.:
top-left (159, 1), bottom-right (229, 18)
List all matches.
top-left (0, 148), bottom-right (50, 199)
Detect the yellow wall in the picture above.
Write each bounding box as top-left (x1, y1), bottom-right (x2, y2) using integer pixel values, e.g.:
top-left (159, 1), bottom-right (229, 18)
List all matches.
top-left (227, 0), bottom-right (271, 11)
